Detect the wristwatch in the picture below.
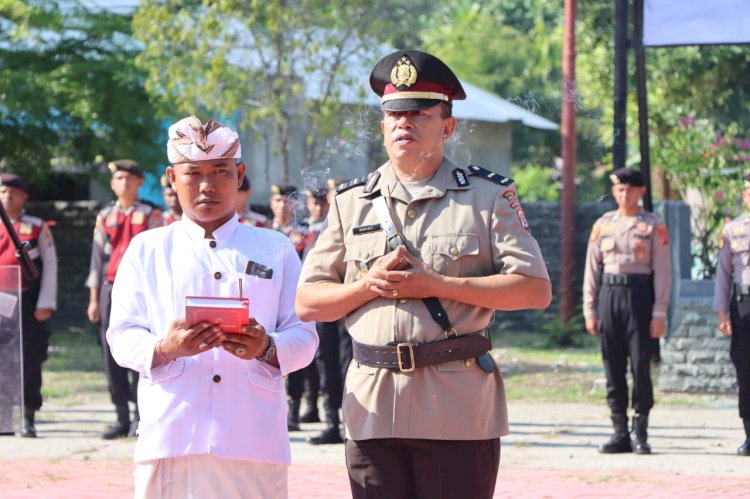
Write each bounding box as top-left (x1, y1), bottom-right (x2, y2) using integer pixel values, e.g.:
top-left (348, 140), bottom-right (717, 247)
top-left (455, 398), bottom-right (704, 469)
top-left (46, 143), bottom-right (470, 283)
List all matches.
top-left (256, 335), bottom-right (276, 363)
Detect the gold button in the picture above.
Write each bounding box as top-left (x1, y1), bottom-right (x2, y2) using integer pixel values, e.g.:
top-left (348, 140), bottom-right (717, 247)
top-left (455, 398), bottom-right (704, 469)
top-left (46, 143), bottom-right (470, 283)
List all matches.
top-left (464, 359), bottom-right (472, 367)
top-left (399, 298), bottom-right (408, 304)
top-left (449, 246), bottom-right (458, 256)
top-left (406, 208), bottom-right (417, 219)
top-left (362, 251), bottom-right (369, 259)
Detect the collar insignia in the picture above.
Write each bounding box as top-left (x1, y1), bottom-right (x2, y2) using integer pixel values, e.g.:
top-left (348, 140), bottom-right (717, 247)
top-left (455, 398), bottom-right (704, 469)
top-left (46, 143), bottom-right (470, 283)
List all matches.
top-left (390, 56), bottom-right (418, 90)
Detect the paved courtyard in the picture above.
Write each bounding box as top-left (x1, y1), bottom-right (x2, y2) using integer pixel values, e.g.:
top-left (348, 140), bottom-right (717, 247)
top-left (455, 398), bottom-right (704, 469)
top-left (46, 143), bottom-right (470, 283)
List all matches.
top-left (0, 398), bottom-right (748, 497)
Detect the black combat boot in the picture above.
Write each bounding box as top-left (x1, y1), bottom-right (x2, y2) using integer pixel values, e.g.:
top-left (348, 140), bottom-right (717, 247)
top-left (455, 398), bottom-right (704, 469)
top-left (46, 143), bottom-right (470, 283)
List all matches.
top-left (102, 403), bottom-right (130, 440)
top-left (299, 393), bottom-right (320, 423)
top-left (21, 408), bottom-right (36, 438)
top-left (287, 399), bottom-right (301, 432)
top-left (738, 419), bottom-right (750, 456)
top-left (309, 407), bottom-right (343, 445)
top-left (631, 413), bottom-right (651, 454)
top-left (598, 414), bottom-right (632, 453)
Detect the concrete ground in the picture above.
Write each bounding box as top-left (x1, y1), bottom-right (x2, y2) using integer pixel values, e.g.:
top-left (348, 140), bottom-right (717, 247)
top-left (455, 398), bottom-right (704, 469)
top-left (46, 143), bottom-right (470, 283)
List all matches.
top-left (0, 394), bottom-right (748, 498)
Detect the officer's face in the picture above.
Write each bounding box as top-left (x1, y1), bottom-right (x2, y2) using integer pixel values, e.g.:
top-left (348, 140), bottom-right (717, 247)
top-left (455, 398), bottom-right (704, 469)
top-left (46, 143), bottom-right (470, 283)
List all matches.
top-left (0, 186), bottom-right (27, 217)
top-left (306, 197), bottom-right (329, 222)
top-left (380, 105), bottom-right (456, 165)
top-left (611, 183), bottom-right (645, 211)
top-left (270, 194), bottom-right (296, 224)
top-left (162, 187), bottom-right (181, 212)
top-left (167, 159), bottom-right (245, 232)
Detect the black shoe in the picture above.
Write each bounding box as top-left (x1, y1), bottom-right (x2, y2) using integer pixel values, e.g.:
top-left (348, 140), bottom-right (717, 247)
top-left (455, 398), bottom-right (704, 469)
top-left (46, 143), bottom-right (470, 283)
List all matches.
top-left (599, 414), bottom-right (632, 454)
top-left (21, 410), bottom-right (36, 438)
top-left (128, 418), bottom-right (139, 437)
top-left (102, 422), bottom-right (130, 440)
top-left (738, 439), bottom-right (750, 456)
top-left (631, 414), bottom-right (651, 455)
top-left (308, 426), bottom-right (344, 445)
top-left (299, 409), bottom-right (320, 423)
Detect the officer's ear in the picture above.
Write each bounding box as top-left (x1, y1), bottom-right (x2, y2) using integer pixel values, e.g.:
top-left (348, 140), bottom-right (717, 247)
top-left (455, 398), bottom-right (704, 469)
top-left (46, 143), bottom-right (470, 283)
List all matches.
top-left (442, 117), bottom-right (457, 142)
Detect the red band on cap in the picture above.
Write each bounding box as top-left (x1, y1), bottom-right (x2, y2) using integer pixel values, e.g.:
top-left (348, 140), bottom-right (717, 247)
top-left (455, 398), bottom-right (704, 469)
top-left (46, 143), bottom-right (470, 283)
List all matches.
top-left (384, 81), bottom-right (453, 99)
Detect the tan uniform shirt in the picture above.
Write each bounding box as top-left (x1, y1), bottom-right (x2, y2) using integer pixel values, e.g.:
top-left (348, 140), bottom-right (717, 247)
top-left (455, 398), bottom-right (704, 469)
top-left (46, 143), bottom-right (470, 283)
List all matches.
top-left (583, 209), bottom-right (672, 320)
top-left (299, 158), bottom-right (549, 441)
top-left (713, 215), bottom-right (750, 313)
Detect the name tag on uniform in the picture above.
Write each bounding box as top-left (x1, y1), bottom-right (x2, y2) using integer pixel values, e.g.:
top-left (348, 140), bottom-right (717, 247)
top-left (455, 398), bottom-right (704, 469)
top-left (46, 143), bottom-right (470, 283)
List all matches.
top-left (132, 211), bottom-right (145, 225)
top-left (244, 260), bottom-right (273, 279)
top-left (353, 224), bottom-right (382, 235)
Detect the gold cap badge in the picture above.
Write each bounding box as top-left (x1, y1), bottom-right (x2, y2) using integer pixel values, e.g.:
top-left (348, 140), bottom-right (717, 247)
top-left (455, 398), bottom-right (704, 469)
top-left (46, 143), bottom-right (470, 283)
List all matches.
top-left (390, 56), bottom-right (418, 89)
top-left (609, 173), bottom-right (621, 185)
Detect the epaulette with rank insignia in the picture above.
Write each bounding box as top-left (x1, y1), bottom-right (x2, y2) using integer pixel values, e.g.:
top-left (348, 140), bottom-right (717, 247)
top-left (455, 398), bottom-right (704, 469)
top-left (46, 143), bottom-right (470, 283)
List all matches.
top-left (335, 176), bottom-right (368, 195)
top-left (466, 165), bottom-right (513, 186)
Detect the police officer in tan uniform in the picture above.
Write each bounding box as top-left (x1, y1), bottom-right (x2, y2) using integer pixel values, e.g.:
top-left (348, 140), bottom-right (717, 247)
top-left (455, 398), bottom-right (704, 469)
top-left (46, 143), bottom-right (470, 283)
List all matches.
top-left (297, 50), bottom-right (551, 499)
top-left (583, 167), bottom-right (671, 455)
top-left (713, 173), bottom-right (750, 456)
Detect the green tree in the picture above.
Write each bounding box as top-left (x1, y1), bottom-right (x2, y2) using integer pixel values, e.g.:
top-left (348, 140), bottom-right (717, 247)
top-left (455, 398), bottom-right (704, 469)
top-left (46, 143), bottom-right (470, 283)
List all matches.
top-left (133, 0), bottom-right (434, 181)
top-left (0, 0), bottom-right (163, 185)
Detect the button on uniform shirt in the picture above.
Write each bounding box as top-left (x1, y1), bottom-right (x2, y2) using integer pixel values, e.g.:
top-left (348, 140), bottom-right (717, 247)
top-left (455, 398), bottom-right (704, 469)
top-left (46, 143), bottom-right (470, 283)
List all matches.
top-left (714, 215), bottom-right (750, 313)
top-left (106, 214), bottom-right (317, 464)
top-left (298, 158), bottom-right (549, 441)
top-left (583, 209), bottom-right (671, 321)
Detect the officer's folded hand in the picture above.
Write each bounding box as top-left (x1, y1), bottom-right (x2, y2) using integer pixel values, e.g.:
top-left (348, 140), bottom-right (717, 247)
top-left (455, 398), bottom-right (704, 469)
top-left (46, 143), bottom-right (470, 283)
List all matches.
top-left (161, 319), bottom-right (225, 360)
top-left (649, 317), bottom-right (666, 339)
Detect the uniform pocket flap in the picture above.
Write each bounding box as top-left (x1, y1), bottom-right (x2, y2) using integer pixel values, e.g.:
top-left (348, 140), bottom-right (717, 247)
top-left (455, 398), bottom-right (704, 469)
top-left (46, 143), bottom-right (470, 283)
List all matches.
top-left (245, 369), bottom-right (284, 393)
top-left (430, 233), bottom-right (480, 261)
top-left (151, 358), bottom-right (186, 383)
top-left (344, 236), bottom-right (387, 263)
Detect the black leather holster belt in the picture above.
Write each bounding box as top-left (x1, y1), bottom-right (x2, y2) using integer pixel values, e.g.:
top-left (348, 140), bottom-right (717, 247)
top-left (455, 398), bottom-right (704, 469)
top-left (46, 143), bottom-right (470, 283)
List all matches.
top-left (352, 332), bottom-right (491, 373)
top-left (602, 273), bottom-right (652, 286)
top-left (735, 283), bottom-right (750, 296)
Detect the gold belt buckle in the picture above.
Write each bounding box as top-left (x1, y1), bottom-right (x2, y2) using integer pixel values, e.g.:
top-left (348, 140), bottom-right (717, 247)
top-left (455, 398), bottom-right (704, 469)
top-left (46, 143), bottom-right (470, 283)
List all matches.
top-left (396, 343), bottom-right (415, 373)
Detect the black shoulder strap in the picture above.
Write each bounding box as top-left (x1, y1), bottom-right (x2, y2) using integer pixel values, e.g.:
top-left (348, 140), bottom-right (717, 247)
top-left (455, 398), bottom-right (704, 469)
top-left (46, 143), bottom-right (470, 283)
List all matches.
top-left (336, 175), bottom-right (367, 195)
top-left (466, 165), bottom-right (514, 186)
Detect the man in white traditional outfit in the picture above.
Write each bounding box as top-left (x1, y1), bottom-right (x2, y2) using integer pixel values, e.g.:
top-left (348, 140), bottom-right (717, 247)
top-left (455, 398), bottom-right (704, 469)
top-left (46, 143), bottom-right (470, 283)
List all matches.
top-left (107, 115), bottom-right (318, 498)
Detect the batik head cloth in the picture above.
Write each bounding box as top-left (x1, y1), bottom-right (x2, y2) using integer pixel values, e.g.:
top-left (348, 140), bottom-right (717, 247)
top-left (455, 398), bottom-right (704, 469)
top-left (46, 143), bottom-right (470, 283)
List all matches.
top-left (167, 115), bottom-right (241, 164)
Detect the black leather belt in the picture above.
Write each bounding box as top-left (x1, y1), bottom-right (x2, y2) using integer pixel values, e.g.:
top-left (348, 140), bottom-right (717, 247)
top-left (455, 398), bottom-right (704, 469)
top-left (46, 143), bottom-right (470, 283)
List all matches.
top-left (352, 332), bottom-right (491, 373)
top-left (602, 273), bottom-right (652, 286)
top-left (735, 283), bottom-right (750, 296)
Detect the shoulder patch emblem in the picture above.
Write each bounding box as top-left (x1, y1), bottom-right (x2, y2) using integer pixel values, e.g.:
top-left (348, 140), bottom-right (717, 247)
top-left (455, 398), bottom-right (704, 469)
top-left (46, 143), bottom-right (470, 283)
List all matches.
top-left (336, 175), bottom-right (368, 195)
top-left (466, 165), bottom-right (513, 186)
top-left (502, 190), bottom-right (521, 209)
top-left (656, 223), bottom-right (669, 246)
top-left (589, 223), bottom-right (600, 242)
top-left (18, 223), bottom-right (32, 235)
top-left (452, 168), bottom-right (470, 187)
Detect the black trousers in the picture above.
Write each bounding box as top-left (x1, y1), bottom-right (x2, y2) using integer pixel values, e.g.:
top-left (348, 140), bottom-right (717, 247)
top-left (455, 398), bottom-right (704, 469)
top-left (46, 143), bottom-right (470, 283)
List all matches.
top-left (729, 295), bottom-right (750, 419)
top-left (598, 282), bottom-right (654, 415)
top-left (21, 288), bottom-right (50, 411)
top-left (315, 319), bottom-right (352, 412)
top-left (99, 282), bottom-right (138, 412)
top-left (346, 437), bottom-right (500, 499)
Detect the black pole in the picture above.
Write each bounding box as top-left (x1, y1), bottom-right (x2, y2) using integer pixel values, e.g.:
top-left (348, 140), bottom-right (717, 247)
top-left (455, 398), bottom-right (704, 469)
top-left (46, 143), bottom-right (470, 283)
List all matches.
top-left (0, 201), bottom-right (39, 281)
top-left (633, 0), bottom-right (653, 211)
top-left (613, 0), bottom-right (629, 170)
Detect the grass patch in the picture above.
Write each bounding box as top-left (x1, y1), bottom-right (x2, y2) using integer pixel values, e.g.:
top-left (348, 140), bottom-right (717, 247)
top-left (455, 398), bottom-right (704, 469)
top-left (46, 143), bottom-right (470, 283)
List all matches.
top-left (41, 371), bottom-right (107, 401)
top-left (46, 326), bottom-right (103, 372)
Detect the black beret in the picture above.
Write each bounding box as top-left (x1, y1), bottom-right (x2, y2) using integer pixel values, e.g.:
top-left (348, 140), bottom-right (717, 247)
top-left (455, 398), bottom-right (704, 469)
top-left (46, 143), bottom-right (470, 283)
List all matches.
top-left (239, 176), bottom-right (251, 192)
top-left (609, 167), bottom-right (645, 187)
top-left (0, 173), bottom-right (28, 192)
top-left (370, 50), bottom-right (466, 112)
top-left (108, 159), bottom-right (143, 178)
top-left (271, 183), bottom-right (298, 197)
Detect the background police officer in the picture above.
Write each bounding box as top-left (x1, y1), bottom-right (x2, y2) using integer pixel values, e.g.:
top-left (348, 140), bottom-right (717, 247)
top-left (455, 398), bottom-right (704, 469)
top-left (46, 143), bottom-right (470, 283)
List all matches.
top-left (713, 173), bottom-right (750, 456)
top-left (583, 167), bottom-right (671, 454)
top-left (86, 160), bottom-right (161, 439)
top-left (0, 173), bottom-right (57, 438)
top-left (297, 50), bottom-right (551, 498)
